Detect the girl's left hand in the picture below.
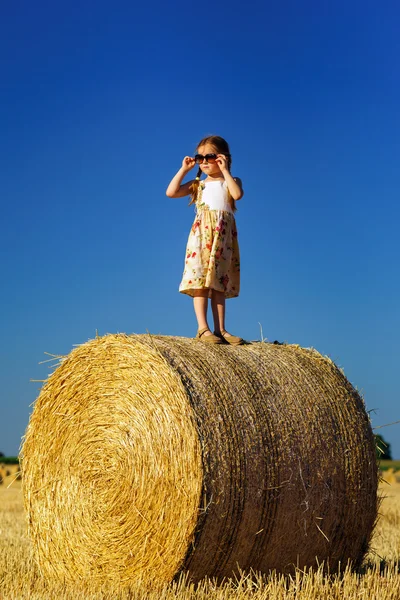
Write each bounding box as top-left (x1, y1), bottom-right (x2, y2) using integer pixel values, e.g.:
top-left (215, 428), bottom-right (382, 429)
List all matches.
top-left (216, 154), bottom-right (229, 172)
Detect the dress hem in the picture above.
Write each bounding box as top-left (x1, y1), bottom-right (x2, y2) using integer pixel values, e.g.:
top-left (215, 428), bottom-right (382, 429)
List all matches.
top-left (179, 287), bottom-right (239, 299)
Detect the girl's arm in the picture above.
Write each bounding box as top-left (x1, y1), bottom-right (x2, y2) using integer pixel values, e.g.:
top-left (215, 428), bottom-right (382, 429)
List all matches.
top-left (216, 155), bottom-right (244, 200)
top-left (225, 173), bottom-right (244, 200)
top-left (166, 157), bottom-right (196, 198)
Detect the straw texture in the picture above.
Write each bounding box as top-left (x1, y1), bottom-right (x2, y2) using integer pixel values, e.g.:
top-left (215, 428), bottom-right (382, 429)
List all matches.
top-left (22, 334), bottom-right (378, 585)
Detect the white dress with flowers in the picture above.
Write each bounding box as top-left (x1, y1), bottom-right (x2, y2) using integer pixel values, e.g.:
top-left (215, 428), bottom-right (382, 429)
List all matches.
top-left (179, 180), bottom-right (240, 299)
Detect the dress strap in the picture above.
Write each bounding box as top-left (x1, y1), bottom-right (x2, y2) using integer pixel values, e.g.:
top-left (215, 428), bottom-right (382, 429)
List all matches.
top-left (195, 183), bottom-right (204, 210)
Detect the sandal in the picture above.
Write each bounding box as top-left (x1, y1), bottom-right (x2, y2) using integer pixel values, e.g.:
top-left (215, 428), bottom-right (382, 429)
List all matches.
top-left (214, 330), bottom-right (244, 346)
top-left (196, 327), bottom-right (224, 344)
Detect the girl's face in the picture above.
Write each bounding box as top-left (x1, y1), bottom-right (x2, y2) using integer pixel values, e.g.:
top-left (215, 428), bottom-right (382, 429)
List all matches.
top-left (196, 143), bottom-right (223, 177)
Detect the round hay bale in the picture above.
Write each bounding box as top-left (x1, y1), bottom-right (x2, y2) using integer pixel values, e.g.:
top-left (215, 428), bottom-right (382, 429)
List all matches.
top-left (22, 334), bottom-right (378, 585)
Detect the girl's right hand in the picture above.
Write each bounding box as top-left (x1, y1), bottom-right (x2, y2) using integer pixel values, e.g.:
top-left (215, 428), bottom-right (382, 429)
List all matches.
top-left (182, 156), bottom-right (196, 172)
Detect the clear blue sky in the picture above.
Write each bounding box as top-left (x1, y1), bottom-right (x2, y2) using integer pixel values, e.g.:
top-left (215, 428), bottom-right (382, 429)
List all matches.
top-left (1, 1), bottom-right (399, 457)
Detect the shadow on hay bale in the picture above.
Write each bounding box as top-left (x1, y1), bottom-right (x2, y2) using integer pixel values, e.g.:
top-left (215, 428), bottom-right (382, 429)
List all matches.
top-left (21, 334), bottom-right (378, 585)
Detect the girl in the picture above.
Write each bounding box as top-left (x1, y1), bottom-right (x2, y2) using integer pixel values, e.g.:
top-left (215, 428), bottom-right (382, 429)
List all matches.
top-left (166, 135), bottom-right (244, 345)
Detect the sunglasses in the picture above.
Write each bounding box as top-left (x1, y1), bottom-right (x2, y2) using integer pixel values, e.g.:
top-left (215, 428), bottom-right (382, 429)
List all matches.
top-left (194, 153), bottom-right (218, 164)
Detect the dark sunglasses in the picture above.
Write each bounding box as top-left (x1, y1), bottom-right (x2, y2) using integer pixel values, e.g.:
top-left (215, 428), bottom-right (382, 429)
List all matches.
top-left (194, 153), bottom-right (218, 164)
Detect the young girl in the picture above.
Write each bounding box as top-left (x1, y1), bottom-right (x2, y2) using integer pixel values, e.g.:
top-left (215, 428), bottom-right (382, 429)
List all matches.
top-left (166, 135), bottom-right (244, 345)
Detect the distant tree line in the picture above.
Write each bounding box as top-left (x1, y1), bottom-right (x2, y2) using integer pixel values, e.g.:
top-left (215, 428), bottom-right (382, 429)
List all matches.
top-left (0, 453), bottom-right (20, 465)
top-left (375, 434), bottom-right (392, 460)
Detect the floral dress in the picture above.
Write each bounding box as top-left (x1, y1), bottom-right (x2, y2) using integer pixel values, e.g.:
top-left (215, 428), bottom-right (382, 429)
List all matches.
top-left (179, 180), bottom-right (240, 299)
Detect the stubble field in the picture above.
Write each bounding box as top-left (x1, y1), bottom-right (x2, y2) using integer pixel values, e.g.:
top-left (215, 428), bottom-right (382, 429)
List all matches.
top-left (1, 469), bottom-right (400, 599)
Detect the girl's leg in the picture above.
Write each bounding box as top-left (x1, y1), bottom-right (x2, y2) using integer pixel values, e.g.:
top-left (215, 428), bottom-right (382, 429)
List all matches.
top-left (211, 289), bottom-right (244, 343)
top-left (193, 290), bottom-right (214, 336)
top-left (211, 290), bottom-right (226, 334)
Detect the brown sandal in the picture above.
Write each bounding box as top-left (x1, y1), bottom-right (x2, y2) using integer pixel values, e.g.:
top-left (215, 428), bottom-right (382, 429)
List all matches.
top-left (214, 329), bottom-right (244, 346)
top-left (196, 327), bottom-right (224, 344)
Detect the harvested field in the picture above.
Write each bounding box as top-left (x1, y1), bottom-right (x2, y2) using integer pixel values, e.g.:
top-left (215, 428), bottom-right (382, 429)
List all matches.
top-left (0, 463), bottom-right (20, 487)
top-left (0, 479), bottom-right (399, 599)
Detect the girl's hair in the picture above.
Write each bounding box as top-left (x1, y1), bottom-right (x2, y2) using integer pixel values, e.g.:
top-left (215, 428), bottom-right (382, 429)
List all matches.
top-left (189, 135), bottom-right (237, 212)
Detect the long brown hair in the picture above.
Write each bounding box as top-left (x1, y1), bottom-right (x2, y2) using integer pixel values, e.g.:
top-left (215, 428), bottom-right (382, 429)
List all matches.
top-left (189, 135), bottom-right (236, 212)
